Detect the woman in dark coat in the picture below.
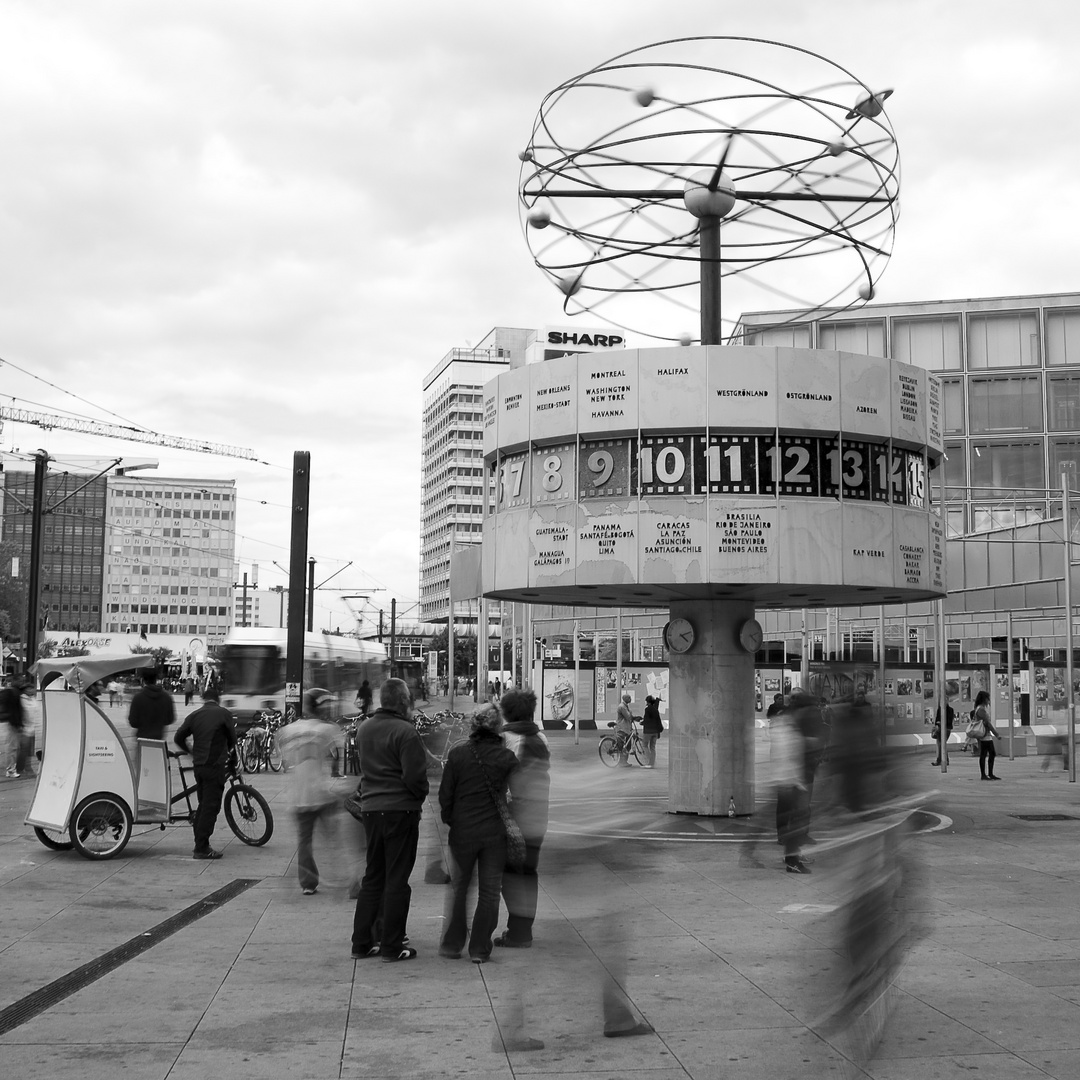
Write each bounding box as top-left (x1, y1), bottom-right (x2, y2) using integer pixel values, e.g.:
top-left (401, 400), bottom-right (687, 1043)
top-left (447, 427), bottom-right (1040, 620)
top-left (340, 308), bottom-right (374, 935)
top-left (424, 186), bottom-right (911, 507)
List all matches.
top-left (438, 705), bottom-right (518, 963)
top-left (640, 696), bottom-right (663, 768)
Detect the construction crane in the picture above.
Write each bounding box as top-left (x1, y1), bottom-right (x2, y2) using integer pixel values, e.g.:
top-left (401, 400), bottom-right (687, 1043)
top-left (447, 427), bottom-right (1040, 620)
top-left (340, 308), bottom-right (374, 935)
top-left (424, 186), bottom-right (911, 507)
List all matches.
top-left (0, 405), bottom-right (258, 460)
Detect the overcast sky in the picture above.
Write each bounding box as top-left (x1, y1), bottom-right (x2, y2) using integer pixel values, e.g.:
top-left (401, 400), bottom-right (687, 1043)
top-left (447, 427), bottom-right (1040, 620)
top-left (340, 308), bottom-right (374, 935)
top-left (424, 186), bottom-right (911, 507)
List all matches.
top-left (0, 0), bottom-right (1076, 634)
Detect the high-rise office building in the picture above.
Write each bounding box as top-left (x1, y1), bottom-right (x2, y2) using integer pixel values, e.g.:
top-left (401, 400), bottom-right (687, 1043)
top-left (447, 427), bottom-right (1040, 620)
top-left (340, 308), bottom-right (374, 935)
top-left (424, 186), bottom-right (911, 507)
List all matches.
top-left (420, 325), bottom-right (628, 624)
top-left (102, 476), bottom-right (237, 639)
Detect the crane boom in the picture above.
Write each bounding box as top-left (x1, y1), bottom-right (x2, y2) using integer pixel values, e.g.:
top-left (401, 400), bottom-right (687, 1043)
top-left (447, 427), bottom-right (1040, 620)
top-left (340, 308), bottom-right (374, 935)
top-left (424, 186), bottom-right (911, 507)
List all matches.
top-left (0, 405), bottom-right (258, 460)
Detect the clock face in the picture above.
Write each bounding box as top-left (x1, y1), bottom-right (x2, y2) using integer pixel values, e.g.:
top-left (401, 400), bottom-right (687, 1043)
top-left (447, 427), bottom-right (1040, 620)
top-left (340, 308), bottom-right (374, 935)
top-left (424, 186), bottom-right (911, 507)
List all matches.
top-left (664, 617), bottom-right (695, 654)
top-left (738, 618), bottom-right (763, 654)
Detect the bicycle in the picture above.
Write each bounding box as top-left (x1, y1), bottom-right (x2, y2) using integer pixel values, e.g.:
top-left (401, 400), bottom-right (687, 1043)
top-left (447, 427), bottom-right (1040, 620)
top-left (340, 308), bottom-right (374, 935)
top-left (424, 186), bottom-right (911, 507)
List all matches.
top-left (598, 719), bottom-right (649, 767)
top-left (39, 748), bottom-right (274, 860)
top-left (238, 709), bottom-right (283, 773)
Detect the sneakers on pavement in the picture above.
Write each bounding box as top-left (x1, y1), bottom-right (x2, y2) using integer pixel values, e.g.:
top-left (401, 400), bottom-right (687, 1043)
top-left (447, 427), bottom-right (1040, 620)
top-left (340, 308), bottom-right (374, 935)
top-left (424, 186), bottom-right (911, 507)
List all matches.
top-left (192, 848), bottom-right (223, 860)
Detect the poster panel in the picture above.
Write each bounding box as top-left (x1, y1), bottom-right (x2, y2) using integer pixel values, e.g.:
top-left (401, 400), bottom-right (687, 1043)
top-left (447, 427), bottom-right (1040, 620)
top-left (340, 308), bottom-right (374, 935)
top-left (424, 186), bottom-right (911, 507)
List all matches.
top-left (492, 508), bottom-right (529, 592)
top-left (708, 346), bottom-right (778, 429)
top-left (841, 501), bottom-right (895, 588)
top-left (892, 361), bottom-right (927, 449)
top-left (638, 347), bottom-right (708, 429)
top-left (529, 353), bottom-right (578, 442)
top-left (776, 348), bottom-right (842, 432)
top-left (838, 352), bottom-right (892, 441)
top-left (576, 350), bottom-right (638, 435)
top-left (893, 508), bottom-right (931, 591)
top-left (639, 497), bottom-right (707, 584)
top-left (777, 501), bottom-right (844, 584)
top-left (494, 366), bottom-right (530, 450)
top-left (529, 504), bottom-right (576, 588)
top-left (576, 501), bottom-right (638, 585)
top-left (708, 498), bottom-right (779, 583)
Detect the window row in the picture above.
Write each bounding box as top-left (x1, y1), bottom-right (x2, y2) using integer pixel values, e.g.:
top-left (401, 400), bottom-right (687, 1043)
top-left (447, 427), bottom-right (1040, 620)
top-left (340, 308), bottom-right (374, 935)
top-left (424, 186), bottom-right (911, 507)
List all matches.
top-left (937, 372), bottom-right (1080, 436)
top-left (933, 438), bottom-right (1080, 498)
top-left (749, 308), bottom-right (1080, 371)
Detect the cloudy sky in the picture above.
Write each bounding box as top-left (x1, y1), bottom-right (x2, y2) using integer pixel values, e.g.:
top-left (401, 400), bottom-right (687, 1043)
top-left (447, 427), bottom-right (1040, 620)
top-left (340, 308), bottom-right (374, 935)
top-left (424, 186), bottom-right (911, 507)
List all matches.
top-left (0, 0), bottom-right (1075, 634)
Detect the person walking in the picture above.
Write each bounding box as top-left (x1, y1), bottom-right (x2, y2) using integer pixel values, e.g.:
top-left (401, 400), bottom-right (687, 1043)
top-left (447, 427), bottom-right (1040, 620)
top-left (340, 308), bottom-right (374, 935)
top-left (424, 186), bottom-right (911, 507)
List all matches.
top-left (931, 700), bottom-right (955, 766)
top-left (495, 688), bottom-right (549, 950)
top-left (173, 687), bottom-right (237, 859)
top-left (277, 688), bottom-right (340, 895)
top-left (772, 707), bottom-right (811, 873)
top-left (107, 680), bottom-right (121, 708)
top-left (2, 675), bottom-right (28, 778)
top-left (183, 677), bottom-right (196, 707)
top-left (438, 704), bottom-right (518, 963)
top-left (615, 693), bottom-right (634, 767)
top-left (970, 690), bottom-right (1001, 780)
top-left (351, 678), bottom-right (429, 963)
top-left (640, 695), bottom-right (663, 768)
top-left (128, 668), bottom-right (176, 741)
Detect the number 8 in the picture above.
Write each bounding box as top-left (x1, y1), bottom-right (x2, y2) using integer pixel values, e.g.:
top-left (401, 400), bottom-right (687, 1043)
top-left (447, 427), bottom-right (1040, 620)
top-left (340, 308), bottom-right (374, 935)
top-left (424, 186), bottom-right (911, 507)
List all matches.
top-left (542, 455), bottom-right (562, 492)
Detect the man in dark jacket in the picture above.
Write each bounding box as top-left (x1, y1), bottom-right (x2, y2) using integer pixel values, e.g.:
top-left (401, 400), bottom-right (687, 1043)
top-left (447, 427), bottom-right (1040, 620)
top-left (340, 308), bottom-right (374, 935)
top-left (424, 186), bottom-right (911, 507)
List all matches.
top-left (2, 675), bottom-right (28, 778)
top-left (351, 678), bottom-right (429, 962)
top-left (494, 688), bottom-right (549, 948)
top-left (128, 668), bottom-right (176, 741)
top-left (174, 687), bottom-right (236, 859)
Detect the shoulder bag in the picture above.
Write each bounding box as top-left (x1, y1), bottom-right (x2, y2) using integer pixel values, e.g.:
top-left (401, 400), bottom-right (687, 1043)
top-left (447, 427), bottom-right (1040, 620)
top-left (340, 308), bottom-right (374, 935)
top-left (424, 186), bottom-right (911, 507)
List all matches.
top-left (470, 743), bottom-right (526, 870)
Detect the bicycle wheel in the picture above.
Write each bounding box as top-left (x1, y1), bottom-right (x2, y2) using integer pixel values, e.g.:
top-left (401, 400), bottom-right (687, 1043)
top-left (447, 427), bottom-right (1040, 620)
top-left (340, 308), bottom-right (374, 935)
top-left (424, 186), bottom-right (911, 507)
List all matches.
top-left (598, 735), bottom-right (622, 767)
top-left (69, 794), bottom-right (132, 860)
top-left (267, 736), bottom-right (282, 773)
top-left (631, 736), bottom-right (649, 767)
top-left (34, 826), bottom-right (74, 851)
top-left (241, 736), bottom-right (262, 774)
top-left (224, 784), bottom-right (274, 846)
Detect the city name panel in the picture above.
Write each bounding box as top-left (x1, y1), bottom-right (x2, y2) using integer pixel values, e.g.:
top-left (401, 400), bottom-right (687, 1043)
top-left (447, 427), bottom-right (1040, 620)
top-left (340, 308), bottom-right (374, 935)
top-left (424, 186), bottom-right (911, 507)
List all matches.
top-left (480, 346), bottom-right (944, 608)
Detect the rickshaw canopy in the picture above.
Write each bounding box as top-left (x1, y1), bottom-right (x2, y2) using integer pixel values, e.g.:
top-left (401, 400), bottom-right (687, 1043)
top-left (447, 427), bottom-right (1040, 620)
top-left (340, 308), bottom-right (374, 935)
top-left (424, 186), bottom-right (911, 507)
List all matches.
top-left (32, 653), bottom-right (155, 693)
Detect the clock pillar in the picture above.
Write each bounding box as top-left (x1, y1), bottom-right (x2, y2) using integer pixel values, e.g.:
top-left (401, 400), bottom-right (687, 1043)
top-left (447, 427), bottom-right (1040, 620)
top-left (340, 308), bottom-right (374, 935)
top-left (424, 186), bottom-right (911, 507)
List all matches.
top-left (667, 598), bottom-right (756, 815)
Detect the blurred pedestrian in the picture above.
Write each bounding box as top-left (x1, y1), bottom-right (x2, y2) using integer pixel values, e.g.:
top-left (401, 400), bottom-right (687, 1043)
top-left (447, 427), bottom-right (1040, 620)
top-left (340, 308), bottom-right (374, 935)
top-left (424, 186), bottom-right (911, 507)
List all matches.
top-left (773, 706), bottom-right (811, 873)
top-left (351, 678), bottom-right (429, 962)
top-left (2, 674), bottom-right (28, 778)
top-left (107, 680), bottom-right (121, 708)
top-left (789, 690), bottom-right (828, 843)
top-left (128, 668), bottom-right (176, 741)
top-left (829, 694), bottom-right (881, 814)
top-left (766, 693), bottom-right (786, 719)
top-left (277, 687), bottom-right (340, 895)
top-left (173, 687), bottom-right (237, 859)
top-left (495, 688), bottom-right (549, 949)
top-left (615, 693), bottom-right (634, 766)
top-left (438, 704), bottom-right (518, 963)
top-left (183, 677), bottom-right (196, 706)
top-left (931, 701), bottom-right (955, 766)
top-left (640, 695), bottom-right (662, 768)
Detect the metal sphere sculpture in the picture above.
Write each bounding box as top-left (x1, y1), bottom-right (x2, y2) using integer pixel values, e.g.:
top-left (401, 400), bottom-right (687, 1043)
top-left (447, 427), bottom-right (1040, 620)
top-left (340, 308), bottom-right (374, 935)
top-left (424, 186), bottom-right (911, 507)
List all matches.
top-left (518, 37), bottom-right (900, 344)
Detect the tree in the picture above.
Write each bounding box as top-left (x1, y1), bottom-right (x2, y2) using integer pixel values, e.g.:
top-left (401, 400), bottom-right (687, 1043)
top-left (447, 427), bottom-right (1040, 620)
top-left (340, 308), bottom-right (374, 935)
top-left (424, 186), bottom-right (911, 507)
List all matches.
top-left (427, 627), bottom-right (476, 683)
top-left (0, 538), bottom-right (26, 644)
top-left (130, 644), bottom-right (174, 671)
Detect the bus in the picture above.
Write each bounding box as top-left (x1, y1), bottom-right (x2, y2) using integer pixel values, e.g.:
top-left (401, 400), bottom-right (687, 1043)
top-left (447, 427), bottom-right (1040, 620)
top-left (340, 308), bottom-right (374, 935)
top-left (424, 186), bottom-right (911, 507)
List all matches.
top-left (218, 628), bottom-right (389, 730)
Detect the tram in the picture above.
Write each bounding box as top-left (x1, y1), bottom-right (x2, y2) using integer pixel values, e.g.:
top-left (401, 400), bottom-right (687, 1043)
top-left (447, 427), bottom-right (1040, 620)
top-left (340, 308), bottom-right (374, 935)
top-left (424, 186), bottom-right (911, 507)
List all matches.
top-left (218, 628), bottom-right (389, 728)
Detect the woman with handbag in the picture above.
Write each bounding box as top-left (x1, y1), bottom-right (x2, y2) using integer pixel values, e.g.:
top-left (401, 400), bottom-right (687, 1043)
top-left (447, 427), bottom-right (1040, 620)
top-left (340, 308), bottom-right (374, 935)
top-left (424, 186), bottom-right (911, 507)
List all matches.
top-left (968, 690), bottom-right (1001, 780)
top-left (438, 705), bottom-right (520, 963)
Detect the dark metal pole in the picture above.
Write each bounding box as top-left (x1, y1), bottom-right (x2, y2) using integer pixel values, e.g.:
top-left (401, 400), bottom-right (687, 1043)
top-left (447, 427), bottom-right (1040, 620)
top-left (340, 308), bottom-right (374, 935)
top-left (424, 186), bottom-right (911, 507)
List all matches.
top-left (307, 558), bottom-right (315, 633)
top-left (284, 452), bottom-right (310, 723)
top-left (24, 451), bottom-right (48, 674)
top-left (390, 598), bottom-right (397, 681)
top-left (241, 572), bottom-right (249, 628)
top-left (699, 216), bottom-right (722, 346)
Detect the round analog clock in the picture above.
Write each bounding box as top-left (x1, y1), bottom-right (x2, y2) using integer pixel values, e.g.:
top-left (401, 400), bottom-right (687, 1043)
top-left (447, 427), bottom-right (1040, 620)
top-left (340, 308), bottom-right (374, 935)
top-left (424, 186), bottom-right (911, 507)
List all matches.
top-left (738, 618), bottom-right (764, 654)
top-left (664, 617), bottom-right (696, 654)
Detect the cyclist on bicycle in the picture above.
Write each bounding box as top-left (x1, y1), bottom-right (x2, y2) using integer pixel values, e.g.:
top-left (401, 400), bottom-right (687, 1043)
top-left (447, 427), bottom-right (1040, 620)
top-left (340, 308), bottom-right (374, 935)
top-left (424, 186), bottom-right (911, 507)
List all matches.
top-left (615, 694), bottom-right (634, 768)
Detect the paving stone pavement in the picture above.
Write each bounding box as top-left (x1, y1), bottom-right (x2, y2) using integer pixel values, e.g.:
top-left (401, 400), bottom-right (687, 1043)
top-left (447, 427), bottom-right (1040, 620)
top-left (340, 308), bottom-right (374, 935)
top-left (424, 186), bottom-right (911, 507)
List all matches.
top-left (3, 713), bottom-right (1080, 1080)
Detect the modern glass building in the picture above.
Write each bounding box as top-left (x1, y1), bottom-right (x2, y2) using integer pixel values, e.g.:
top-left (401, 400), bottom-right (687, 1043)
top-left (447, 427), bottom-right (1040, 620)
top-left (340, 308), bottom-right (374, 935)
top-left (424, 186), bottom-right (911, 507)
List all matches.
top-left (736, 291), bottom-right (1080, 538)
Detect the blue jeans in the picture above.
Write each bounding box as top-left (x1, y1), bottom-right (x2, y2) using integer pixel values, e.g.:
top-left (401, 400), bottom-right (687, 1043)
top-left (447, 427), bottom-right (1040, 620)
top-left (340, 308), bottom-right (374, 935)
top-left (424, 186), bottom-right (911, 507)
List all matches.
top-left (441, 831), bottom-right (507, 960)
top-left (352, 810), bottom-right (420, 957)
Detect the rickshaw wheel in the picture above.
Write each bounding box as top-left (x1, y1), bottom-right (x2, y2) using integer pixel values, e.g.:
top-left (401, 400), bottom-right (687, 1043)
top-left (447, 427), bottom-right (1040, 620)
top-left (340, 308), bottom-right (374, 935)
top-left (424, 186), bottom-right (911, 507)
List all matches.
top-left (224, 784), bottom-right (274, 846)
top-left (69, 793), bottom-right (133, 860)
top-left (34, 826), bottom-right (74, 851)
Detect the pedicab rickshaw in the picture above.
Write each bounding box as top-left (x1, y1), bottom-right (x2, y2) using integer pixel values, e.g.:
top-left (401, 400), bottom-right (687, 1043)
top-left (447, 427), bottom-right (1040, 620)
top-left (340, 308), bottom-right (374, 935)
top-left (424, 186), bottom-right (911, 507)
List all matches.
top-left (24, 654), bottom-right (273, 860)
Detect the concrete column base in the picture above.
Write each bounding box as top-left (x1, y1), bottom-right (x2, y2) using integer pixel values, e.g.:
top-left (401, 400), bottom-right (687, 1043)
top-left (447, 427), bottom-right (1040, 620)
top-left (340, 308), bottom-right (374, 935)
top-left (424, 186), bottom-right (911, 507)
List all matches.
top-left (667, 599), bottom-right (756, 816)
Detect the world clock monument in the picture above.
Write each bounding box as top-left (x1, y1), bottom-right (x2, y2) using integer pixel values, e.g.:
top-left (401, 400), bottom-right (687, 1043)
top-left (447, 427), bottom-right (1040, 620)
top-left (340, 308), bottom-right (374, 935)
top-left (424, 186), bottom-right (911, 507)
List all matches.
top-left (482, 38), bottom-right (944, 815)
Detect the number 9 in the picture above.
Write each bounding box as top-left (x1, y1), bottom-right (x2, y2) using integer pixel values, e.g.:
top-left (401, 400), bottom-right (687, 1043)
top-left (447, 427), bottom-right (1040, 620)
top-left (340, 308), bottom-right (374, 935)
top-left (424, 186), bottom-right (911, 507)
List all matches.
top-left (587, 450), bottom-right (614, 487)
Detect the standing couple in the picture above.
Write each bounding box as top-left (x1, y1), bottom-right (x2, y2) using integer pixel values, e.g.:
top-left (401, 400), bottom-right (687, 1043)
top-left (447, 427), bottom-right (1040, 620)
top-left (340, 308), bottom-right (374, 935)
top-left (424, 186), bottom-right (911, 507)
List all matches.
top-left (438, 688), bottom-right (550, 963)
top-left (348, 680), bottom-right (549, 964)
